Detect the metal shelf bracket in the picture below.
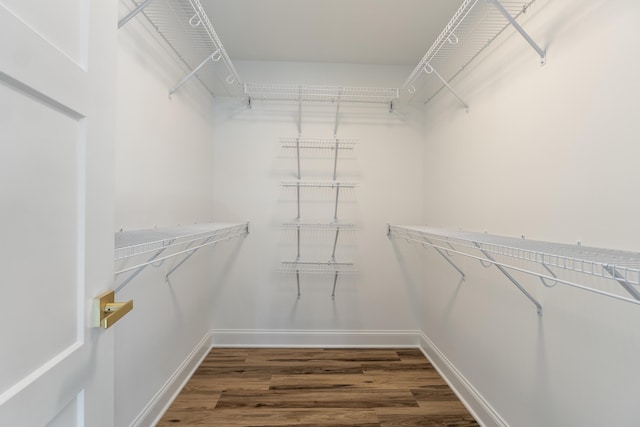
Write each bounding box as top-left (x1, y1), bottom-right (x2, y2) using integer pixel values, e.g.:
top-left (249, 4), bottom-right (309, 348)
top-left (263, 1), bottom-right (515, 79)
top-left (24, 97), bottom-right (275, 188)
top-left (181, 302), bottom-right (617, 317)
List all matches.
top-left (118, 0), bottom-right (155, 29)
top-left (170, 50), bottom-right (221, 95)
top-left (474, 242), bottom-right (543, 316)
top-left (487, 0), bottom-right (546, 65)
top-left (424, 64), bottom-right (469, 110)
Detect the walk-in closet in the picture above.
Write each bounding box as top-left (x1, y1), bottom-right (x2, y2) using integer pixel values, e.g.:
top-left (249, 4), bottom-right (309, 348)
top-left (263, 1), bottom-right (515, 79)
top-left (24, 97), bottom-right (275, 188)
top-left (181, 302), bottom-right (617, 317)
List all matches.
top-left (2, 0), bottom-right (640, 425)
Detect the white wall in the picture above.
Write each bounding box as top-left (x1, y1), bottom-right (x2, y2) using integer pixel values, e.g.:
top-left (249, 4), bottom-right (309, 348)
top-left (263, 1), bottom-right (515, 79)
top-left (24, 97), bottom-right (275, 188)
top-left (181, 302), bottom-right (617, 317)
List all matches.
top-left (414, 0), bottom-right (640, 425)
top-left (209, 62), bottom-right (427, 343)
top-left (114, 5), bottom-right (240, 425)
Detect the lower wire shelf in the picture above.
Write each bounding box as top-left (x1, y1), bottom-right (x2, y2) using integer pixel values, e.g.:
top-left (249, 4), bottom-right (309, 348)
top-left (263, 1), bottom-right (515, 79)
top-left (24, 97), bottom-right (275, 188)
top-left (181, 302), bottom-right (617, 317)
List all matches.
top-left (115, 222), bottom-right (249, 291)
top-left (388, 224), bottom-right (640, 314)
top-left (280, 261), bottom-right (358, 298)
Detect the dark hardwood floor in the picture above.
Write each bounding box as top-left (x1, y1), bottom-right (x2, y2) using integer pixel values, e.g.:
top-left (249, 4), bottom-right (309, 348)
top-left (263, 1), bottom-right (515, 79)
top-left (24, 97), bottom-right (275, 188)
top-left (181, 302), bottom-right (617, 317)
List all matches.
top-left (157, 348), bottom-right (479, 426)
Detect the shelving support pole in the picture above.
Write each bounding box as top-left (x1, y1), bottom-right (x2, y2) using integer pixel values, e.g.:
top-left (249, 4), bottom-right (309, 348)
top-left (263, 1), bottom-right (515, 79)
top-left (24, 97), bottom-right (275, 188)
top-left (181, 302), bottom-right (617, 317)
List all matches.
top-left (333, 91), bottom-right (342, 137)
top-left (297, 88), bottom-right (302, 135)
top-left (474, 243), bottom-right (543, 317)
top-left (330, 227), bottom-right (341, 262)
top-left (165, 236), bottom-right (214, 280)
top-left (488, 0), bottom-right (546, 64)
top-left (603, 266), bottom-right (640, 300)
top-left (332, 139), bottom-right (340, 181)
top-left (296, 137), bottom-right (301, 180)
top-left (331, 271), bottom-right (339, 298)
top-left (426, 237), bottom-right (465, 279)
top-left (333, 185), bottom-right (341, 222)
top-left (296, 225), bottom-right (301, 261)
top-left (169, 53), bottom-right (216, 95)
top-left (296, 182), bottom-right (301, 220)
top-left (296, 270), bottom-right (301, 298)
top-left (118, 0), bottom-right (154, 29)
top-left (424, 64), bottom-right (469, 110)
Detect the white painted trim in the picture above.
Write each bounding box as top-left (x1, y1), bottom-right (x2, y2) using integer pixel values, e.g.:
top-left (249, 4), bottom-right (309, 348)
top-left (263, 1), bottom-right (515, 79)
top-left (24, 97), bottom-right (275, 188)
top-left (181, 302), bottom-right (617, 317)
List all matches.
top-left (211, 329), bottom-right (422, 348)
top-left (417, 332), bottom-right (508, 427)
top-left (130, 330), bottom-right (213, 427)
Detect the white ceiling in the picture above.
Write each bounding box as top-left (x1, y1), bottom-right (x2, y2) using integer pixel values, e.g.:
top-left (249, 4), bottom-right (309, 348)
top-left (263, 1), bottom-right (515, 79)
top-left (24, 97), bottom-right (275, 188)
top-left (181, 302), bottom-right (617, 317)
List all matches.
top-left (201, 0), bottom-right (464, 66)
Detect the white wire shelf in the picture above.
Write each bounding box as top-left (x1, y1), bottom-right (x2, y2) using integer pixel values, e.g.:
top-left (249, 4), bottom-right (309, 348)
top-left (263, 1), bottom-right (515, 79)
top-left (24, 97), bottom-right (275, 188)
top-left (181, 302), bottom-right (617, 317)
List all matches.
top-left (282, 223), bottom-right (359, 232)
top-left (282, 180), bottom-right (359, 189)
top-left (280, 261), bottom-right (358, 275)
top-left (401, 0), bottom-right (542, 106)
top-left (281, 138), bottom-right (358, 151)
top-left (114, 222), bottom-right (249, 291)
top-left (388, 225), bottom-right (640, 308)
top-left (245, 83), bottom-right (399, 105)
top-left (123, 0), bottom-right (243, 97)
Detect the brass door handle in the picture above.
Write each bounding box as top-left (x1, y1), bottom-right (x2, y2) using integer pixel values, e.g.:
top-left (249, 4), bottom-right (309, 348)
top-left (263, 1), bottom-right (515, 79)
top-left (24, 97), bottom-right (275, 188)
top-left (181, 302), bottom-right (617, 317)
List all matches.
top-left (93, 290), bottom-right (133, 329)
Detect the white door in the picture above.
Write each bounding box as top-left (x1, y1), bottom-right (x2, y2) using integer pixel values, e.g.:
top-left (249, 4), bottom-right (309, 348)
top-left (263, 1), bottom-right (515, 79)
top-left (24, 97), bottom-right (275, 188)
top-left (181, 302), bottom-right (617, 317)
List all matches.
top-left (0, 1), bottom-right (118, 426)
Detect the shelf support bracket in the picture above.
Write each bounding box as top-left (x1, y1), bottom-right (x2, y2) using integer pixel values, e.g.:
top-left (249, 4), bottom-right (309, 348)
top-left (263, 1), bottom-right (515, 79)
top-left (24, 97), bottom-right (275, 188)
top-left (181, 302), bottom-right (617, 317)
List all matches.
top-left (165, 236), bottom-right (214, 280)
top-left (331, 271), bottom-right (339, 299)
top-left (296, 270), bottom-right (301, 299)
top-left (115, 246), bottom-right (169, 293)
top-left (488, 0), bottom-right (546, 65)
top-left (118, 0), bottom-right (154, 29)
top-left (474, 242), bottom-right (543, 316)
top-left (426, 237), bottom-right (466, 279)
top-left (169, 51), bottom-right (220, 95)
top-left (423, 64), bottom-right (469, 110)
top-left (603, 265), bottom-right (640, 301)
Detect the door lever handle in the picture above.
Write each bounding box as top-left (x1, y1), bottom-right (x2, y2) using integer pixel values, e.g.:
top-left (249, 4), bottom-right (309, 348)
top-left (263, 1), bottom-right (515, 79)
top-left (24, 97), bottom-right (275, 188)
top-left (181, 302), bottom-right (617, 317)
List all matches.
top-left (93, 290), bottom-right (133, 329)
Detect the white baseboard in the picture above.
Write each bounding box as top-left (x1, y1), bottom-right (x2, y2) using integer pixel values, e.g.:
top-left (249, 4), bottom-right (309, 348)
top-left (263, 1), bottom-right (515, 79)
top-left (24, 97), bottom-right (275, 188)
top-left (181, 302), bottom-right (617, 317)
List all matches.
top-left (417, 332), bottom-right (508, 427)
top-left (211, 329), bottom-right (422, 348)
top-left (131, 330), bottom-right (213, 427)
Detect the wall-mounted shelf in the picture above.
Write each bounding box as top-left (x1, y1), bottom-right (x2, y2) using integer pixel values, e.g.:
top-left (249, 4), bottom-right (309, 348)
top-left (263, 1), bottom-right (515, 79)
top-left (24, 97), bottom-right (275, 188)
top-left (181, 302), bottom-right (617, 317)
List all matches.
top-left (281, 138), bottom-right (358, 152)
top-left (245, 84), bottom-right (399, 105)
top-left (120, 0), bottom-right (243, 97)
top-left (281, 261), bottom-right (358, 298)
top-left (401, 0), bottom-right (543, 108)
top-left (388, 225), bottom-right (640, 316)
top-left (283, 180), bottom-right (358, 222)
top-left (114, 222), bottom-right (249, 291)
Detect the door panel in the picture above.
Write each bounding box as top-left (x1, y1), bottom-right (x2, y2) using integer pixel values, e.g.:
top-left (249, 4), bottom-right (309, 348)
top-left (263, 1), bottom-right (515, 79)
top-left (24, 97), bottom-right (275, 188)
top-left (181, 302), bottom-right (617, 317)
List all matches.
top-left (0, 81), bottom-right (82, 395)
top-left (0, 1), bottom-right (117, 425)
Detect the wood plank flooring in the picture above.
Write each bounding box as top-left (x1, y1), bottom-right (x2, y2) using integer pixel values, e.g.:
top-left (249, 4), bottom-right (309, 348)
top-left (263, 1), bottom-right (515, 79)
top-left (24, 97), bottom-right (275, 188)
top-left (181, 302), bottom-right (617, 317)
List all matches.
top-left (157, 348), bottom-right (479, 426)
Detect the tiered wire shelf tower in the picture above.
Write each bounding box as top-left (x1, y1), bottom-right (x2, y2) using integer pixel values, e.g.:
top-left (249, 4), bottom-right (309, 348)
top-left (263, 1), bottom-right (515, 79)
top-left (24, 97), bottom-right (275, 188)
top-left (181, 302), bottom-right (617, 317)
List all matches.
top-left (279, 132), bottom-right (360, 298)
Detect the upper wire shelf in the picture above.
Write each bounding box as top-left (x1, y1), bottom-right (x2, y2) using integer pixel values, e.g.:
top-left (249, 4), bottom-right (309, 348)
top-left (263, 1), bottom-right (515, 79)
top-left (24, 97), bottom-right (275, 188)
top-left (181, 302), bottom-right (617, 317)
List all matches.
top-left (401, 0), bottom-right (542, 106)
top-left (281, 138), bottom-right (358, 151)
top-left (123, 0), bottom-right (243, 97)
top-left (388, 225), bottom-right (640, 307)
top-left (245, 84), bottom-right (399, 105)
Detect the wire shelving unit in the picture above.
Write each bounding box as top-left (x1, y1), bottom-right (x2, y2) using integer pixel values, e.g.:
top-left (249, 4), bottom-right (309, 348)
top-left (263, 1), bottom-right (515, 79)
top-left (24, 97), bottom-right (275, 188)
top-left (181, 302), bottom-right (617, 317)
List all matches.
top-left (114, 222), bottom-right (249, 291)
top-left (401, 0), bottom-right (544, 108)
top-left (245, 84), bottom-right (399, 105)
top-left (388, 225), bottom-right (640, 315)
top-left (120, 0), bottom-right (243, 97)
